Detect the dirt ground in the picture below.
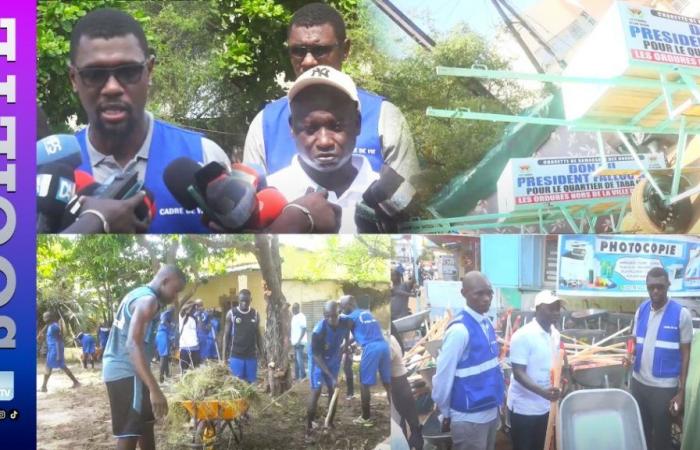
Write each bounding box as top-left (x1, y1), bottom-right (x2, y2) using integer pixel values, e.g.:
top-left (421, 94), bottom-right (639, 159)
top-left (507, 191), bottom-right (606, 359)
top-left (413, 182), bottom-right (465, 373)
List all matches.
top-left (37, 360), bottom-right (390, 450)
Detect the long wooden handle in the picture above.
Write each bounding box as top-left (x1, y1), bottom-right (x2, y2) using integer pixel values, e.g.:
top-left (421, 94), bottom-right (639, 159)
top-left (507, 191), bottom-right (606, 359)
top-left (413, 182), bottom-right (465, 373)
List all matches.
top-left (324, 386), bottom-right (340, 428)
top-left (544, 348), bottom-right (565, 450)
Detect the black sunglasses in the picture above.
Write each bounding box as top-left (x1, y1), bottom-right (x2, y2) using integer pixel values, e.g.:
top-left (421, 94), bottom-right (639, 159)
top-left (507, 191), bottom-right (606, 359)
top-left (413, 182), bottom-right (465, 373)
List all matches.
top-left (75, 61), bottom-right (149, 88)
top-left (288, 44), bottom-right (339, 59)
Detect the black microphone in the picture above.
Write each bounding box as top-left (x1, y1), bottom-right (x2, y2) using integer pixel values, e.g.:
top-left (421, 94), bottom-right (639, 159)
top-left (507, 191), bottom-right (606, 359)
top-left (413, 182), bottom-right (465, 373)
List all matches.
top-left (37, 163), bottom-right (76, 233)
top-left (355, 165), bottom-right (415, 232)
top-left (163, 157), bottom-right (209, 210)
top-left (37, 134), bottom-right (83, 168)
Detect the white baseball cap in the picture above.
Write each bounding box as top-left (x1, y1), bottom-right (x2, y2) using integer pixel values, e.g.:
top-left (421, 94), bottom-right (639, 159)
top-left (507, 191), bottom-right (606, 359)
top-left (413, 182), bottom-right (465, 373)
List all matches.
top-left (288, 65), bottom-right (360, 111)
top-left (533, 290), bottom-right (563, 308)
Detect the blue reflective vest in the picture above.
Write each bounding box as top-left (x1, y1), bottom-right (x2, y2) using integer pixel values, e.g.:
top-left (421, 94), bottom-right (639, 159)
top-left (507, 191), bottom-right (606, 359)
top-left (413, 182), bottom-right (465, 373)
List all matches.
top-left (449, 311), bottom-right (504, 413)
top-left (635, 299), bottom-right (683, 378)
top-left (261, 88), bottom-right (384, 174)
top-left (103, 286), bottom-right (160, 382)
top-left (76, 119), bottom-right (210, 233)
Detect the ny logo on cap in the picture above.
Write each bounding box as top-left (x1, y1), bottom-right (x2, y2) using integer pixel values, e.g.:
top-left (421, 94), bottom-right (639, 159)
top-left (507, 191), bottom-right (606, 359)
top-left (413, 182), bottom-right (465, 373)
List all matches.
top-left (311, 67), bottom-right (330, 78)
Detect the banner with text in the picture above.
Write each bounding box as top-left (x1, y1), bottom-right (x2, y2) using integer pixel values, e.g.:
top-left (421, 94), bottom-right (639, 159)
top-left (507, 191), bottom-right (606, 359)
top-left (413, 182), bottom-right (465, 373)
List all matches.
top-left (557, 235), bottom-right (700, 297)
top-left (621, 3), bottom-right (700, 68)
top-left (497, 154), bottom-right (666, 212)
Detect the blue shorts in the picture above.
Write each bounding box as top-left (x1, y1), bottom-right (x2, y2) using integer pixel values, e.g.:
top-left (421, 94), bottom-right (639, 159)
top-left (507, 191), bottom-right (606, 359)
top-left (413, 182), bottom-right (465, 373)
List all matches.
top-left (229, 356), bottom-right (257, 383)
top-left (310, 361), bottom-right (340, 391)
top-left (360, 340), bottom-right (391, 386)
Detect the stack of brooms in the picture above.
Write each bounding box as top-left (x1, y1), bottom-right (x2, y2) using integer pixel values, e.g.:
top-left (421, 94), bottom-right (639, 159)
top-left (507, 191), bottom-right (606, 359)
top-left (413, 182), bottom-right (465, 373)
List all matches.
top-left (402, 312), bottom-right (453, 372)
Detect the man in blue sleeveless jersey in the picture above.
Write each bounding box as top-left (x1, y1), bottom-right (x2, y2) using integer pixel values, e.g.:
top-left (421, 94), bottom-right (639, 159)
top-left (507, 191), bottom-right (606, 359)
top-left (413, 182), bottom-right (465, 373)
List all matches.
top-left (305, 300), bottom-right (351, 442)
top-left (68, 8), bottom-right (231, 233)
top-left (432, 272), bottom-right (504, 450)
top-left (102, 265), bottom-right (186, 450)
top-left (339, 295), bottom-right (391, 426)
top-left (624, 267), bottom-right (692, 450)
top-left (243, 3), bottom-right (418, 182)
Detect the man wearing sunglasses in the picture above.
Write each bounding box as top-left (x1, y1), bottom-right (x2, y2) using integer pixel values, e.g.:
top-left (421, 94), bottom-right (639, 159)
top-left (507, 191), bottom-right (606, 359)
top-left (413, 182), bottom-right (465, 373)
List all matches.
top-left (624, 267), bottom-right (692, 450)
top-left (68, 8), bottom-right (231, 233)
top-left (432, 271), bottom-right (503, 450)
top-left (243, 3), bottom-right (418, 184)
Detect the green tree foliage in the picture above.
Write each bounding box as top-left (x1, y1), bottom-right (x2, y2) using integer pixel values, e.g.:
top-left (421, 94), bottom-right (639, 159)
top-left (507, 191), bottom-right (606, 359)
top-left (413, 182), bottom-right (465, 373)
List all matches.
top-left (345, 21), bottom-right (536, 212)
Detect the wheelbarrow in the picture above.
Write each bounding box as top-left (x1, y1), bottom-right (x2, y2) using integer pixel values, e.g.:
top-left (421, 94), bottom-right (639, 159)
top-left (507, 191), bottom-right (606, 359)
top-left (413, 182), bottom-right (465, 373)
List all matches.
top-left (557, 389), bottom-right (646, 450)
top-left (180, 398), bottom-right (249, 450)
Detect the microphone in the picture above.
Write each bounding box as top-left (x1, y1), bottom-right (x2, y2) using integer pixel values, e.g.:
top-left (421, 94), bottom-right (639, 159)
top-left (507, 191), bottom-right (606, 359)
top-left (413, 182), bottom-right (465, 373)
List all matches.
top-left (37, 163), bottom-right (76, 232)
top-left (163, 158), bottom-right (286, 231)
top-left (37, 134), bottom-right (83, 168)
top-left (204, 175), bottom-right (258, 230)
top-left (355, 165), bottom-right (415, 232)
top-left (163, 157), bottom-right (208, 210)
top-left (231, 162), bottom-right (268, 191)
top-left (246, 188), bottom-right (288, 229)
top-left (74, 170), bottom-right (96, 192)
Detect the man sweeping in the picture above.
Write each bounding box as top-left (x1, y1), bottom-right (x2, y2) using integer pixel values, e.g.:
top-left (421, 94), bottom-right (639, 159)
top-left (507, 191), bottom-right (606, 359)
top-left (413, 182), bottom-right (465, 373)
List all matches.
top-left (75, 331), bottom-right (97, 369)
top-left (306, 300), bottom-right (351, 442)
top-left (102, 265), bottom-right (186, 450)
top-left (339, 295), bottom-right (392, 426)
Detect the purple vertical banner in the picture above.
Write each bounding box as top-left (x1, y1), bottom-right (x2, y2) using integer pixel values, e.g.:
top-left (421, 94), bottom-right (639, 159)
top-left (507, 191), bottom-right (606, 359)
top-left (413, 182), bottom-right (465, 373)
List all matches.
top-left (0, 1), bottom-right (36, 448)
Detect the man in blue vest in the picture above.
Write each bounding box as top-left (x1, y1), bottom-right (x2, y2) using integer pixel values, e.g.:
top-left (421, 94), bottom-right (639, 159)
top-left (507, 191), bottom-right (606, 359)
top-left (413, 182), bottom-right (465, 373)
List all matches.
top-left (339, 295), bottom-right (392, 427)
top-left (305, 300), bottom-right (352, 442)
top-left (432, 271), bottom-right (504, 450)
top-left (68, 8), bottom-right (231, 233)
top-left (103, 265), bottom-right (186, 450)
top-left (624, 267), bottom-right (692, 450)
top-left (243, 2), bottom-right (418, 182)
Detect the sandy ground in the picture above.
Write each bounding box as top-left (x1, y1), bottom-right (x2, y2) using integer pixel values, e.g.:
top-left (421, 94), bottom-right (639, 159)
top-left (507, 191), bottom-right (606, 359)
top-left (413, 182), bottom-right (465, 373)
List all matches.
top-left (37, 359), bottom-right (390, 450)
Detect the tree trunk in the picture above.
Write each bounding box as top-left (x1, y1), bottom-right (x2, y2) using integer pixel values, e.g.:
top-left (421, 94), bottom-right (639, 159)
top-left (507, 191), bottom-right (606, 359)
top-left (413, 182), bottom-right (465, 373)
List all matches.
top-left (254, 234), bottom-right (292, 395)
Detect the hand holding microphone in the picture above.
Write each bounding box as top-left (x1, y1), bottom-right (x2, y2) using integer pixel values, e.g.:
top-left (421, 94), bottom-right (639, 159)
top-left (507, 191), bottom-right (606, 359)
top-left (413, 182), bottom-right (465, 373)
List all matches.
top-left (268, 188), bottom-right (341, 233)
top-left (62, 192), bottom-right (152, 234)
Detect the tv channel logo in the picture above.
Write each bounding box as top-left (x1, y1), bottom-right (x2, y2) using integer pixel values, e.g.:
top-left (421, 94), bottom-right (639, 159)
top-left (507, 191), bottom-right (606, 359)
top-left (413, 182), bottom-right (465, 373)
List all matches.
top-left (0, 372), bottom-right (13, 401)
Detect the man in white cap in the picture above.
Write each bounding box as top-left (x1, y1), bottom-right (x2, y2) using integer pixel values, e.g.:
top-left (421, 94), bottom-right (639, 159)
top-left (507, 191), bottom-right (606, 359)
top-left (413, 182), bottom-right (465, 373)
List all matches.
top-left (267, 65), bottom-right (378, 233)
top-left (507, 290), bottom-right (563, 450)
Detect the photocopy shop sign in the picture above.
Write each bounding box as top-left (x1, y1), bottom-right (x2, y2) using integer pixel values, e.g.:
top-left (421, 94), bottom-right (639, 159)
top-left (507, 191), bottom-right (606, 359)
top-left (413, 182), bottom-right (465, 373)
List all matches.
top-left (497, 155), bottom-right (665, 213)
top-left (557, 235), bottom-right (700, 298)
top-left (622, 3), bottom-right (700, 68)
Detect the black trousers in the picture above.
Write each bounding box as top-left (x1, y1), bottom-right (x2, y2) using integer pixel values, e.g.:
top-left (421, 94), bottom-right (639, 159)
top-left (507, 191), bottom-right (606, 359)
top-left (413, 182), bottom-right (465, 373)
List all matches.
top-left (509, 409), bottom-right (548, 450)
top-left (179, 349), bottom-right (201, 372)
top-left (630, 377), bottom-right (677, 450)
top-left (159, 355), bottom-right (170, 380)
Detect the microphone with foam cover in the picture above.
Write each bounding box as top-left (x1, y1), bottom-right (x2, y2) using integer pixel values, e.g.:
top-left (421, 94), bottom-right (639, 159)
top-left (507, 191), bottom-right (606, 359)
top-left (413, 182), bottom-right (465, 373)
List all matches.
top-left (163, 157), bottom-right (209, 210)
top-left (204, 175), bottom-right (258, 231)
top-left (37, 134), bottom-right (83, 168)
top-left (231, 162), bottom-right (268, 191)
top-left (74, 170), bottom-right (96, 192)
top-left (37, 163), bottom-right (76, 232)
top-left (355, 165), bottom-right (415, 232)
top-left (247, 188), bottom-right (288, 229)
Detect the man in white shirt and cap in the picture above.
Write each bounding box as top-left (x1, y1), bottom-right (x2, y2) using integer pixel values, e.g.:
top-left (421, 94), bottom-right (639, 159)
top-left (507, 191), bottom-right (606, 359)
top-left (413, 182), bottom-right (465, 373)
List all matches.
top-left (507, 290), bottom-right (563, 450)
top-left (267, 65), bottom-right (377, 233)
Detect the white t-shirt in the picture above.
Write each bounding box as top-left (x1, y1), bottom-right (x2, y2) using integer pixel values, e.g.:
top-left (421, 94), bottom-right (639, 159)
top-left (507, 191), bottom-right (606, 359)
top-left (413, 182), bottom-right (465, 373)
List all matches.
top-left (267, 154), bottom-right (379, 233)
top-left (507, 319), bottom-right (560, 416)
top-left (179, 314), bottom-right (199, 349)
top-left (290, 312), bottom-right (307, 346)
